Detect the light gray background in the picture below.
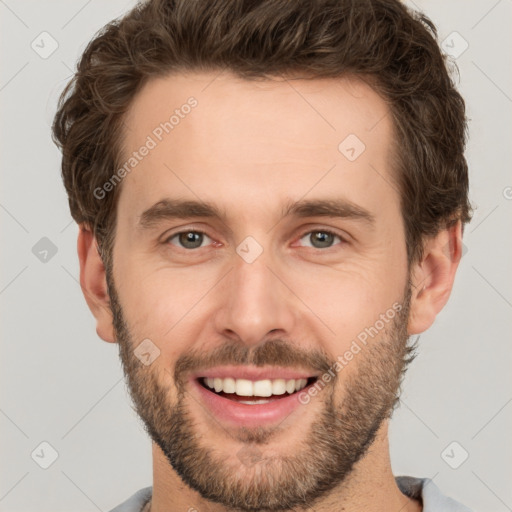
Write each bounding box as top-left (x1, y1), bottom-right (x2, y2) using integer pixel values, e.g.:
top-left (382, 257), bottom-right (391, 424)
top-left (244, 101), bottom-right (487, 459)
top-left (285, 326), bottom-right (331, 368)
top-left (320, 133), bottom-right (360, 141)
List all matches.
top-left (1, 1), bottom-right (510, 511)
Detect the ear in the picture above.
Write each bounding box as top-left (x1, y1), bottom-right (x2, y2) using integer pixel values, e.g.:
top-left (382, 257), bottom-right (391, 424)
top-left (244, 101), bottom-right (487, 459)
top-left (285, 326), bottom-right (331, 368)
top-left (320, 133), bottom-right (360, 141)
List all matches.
top-left (77, 224), bottom-right (116, 343)
top-left (408, 220), bottom-right (463, 334)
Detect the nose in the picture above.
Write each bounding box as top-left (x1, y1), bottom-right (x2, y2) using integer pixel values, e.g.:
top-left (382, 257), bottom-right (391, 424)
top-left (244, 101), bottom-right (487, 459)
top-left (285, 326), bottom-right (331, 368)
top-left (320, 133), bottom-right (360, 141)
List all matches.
top-left (213, 248), bottom-right (296, 348)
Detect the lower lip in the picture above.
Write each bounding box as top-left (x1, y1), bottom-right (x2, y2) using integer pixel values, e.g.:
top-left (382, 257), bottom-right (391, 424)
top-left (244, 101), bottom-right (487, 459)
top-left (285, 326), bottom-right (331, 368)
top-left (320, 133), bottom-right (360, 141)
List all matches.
top-left (191, 378), bottom-right (314, 428)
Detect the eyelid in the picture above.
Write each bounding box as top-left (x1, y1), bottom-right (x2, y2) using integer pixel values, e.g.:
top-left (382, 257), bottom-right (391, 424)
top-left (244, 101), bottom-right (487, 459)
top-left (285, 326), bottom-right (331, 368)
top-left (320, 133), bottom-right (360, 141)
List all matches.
top-left (162, 227), bottom-right (213, 247)
top-left (295, 223), bottom-right (349, 240)
top-left (294, 227), bottom-right (348, 248)
top-left (160, 223), bottom-right (212, 242)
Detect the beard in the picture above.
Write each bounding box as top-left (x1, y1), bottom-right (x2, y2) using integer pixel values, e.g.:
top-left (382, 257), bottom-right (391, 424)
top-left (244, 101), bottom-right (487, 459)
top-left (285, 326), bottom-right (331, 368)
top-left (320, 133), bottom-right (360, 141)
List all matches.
top-left (106, 267), bottom-right (417, 511)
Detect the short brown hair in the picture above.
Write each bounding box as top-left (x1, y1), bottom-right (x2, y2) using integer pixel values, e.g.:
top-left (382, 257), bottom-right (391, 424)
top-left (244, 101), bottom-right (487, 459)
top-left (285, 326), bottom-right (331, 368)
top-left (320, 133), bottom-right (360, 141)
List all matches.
top-left (52, 0), bottom-right (472, 272)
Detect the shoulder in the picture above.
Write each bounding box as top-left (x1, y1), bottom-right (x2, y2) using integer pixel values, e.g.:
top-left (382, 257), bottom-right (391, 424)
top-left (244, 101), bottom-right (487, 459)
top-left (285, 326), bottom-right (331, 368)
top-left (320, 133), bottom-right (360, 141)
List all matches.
top-left (108, 486), bottom-right (153, 512)
top-left (396, 475), bottom-right (473, 512)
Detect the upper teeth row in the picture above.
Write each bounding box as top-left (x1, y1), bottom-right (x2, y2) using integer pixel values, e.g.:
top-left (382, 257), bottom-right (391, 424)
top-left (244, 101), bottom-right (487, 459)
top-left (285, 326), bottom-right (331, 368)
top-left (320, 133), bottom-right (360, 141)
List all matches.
top-left (203, 377), bottom-right (309, 397)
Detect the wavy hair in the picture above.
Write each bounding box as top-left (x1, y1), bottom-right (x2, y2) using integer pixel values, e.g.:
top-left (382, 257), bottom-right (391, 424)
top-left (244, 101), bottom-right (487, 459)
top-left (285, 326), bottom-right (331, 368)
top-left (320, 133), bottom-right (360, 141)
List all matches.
top-left (52, 0), bottom-right (472, 271)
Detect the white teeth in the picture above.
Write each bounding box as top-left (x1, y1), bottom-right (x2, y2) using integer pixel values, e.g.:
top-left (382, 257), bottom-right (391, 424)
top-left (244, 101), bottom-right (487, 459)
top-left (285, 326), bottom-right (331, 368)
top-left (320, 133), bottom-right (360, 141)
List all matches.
top-left (253, 380), bottom-right (272, 397)
top-left (238, 399), bottom-right (272, 405)
top-left (272, 379), bottom-right (286, 395)
top-left (295, 378), bottom-right (307, 391)
top-left (223, 377), bottom-right (236, 394)
top-left (235, 379), bottom-right (253, 396)
top-left (213, 378), bottom-right (223, 393)
top-left (202, 377), bottom-right (310, 397)
top-left (286, 379), bottom-right (296, 394)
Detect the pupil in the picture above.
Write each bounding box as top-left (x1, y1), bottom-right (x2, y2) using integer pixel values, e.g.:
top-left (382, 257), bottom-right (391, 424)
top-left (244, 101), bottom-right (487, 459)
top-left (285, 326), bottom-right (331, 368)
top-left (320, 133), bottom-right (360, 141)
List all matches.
top-left (312, 231), bottom-right (333, 248)
top-left (180, 232), bottom-right (202, 248)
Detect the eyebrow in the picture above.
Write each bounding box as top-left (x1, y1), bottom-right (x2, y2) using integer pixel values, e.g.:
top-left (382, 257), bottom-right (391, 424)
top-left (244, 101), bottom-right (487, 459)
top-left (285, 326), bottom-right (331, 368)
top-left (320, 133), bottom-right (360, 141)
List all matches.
top-left (137, 197), bottom-right (375, 231)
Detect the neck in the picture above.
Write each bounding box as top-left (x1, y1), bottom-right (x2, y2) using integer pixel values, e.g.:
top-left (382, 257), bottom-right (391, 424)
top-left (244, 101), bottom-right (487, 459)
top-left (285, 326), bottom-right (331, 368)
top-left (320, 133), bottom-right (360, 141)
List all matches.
top-left (147, 420), bottom-right (421, 512)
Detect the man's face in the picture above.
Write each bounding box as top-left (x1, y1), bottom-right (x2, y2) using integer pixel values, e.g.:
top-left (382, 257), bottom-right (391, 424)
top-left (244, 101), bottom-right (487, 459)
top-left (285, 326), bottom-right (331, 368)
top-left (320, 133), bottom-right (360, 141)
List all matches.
top-left (107, 72), bottom-right (413, 510)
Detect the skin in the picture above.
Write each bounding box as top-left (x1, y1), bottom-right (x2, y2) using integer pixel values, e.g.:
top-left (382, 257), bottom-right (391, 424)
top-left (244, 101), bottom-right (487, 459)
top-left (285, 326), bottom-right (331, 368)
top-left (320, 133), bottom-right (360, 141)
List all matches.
top-left (77, 71), bottom-right (462, 512)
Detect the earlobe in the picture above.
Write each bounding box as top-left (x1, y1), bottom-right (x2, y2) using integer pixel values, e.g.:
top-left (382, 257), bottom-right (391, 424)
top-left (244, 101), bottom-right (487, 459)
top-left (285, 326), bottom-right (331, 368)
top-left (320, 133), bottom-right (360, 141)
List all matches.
top-left (408, 221), bottom-right (463, 335)
top-left (77, 224), bottom-right (117, 343)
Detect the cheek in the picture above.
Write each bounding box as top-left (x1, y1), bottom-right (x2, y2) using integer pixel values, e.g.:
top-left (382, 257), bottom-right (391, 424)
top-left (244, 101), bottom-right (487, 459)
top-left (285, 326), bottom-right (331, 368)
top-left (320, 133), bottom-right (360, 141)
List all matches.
top-left (289, 255), bottom-right (401, 321)
top-left (290, 265), bottom-right (407, 377)
top-left (115, 266), bottom-right (209, 360)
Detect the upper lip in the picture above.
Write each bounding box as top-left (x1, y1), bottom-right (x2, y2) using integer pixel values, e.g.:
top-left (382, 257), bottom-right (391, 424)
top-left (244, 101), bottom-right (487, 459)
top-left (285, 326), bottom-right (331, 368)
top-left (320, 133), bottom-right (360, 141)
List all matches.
top-left (190, 365), bottom-right (319, 382)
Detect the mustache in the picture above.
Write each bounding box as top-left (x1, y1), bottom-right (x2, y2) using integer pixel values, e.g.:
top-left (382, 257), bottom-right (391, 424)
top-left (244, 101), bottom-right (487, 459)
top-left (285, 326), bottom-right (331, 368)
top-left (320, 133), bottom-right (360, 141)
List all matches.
top-left (174, 339), bottom-right (334, 390)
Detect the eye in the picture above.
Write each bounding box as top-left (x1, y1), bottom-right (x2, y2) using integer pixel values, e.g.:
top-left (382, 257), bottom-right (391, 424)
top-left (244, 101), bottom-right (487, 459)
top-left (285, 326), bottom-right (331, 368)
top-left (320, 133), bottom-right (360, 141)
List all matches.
top-left (165, 230), bottom-right (213, 250)
top-left (163, 228), bottom-right (345, 252)
top-left (297, 229), bottom-right (345, 250)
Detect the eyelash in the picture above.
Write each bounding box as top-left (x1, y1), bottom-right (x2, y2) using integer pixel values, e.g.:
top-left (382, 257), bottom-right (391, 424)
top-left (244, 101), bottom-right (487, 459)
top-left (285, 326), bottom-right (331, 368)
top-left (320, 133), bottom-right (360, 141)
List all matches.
top-left (297, 228), bottom-right (346, 249)
top-left (163, 228), bottom-right (346, 251)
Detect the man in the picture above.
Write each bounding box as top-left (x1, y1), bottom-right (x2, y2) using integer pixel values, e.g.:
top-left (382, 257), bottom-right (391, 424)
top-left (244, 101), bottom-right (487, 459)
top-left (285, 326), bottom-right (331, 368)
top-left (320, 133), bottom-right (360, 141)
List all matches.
top-left (52, 0), bottom-right (473, 511)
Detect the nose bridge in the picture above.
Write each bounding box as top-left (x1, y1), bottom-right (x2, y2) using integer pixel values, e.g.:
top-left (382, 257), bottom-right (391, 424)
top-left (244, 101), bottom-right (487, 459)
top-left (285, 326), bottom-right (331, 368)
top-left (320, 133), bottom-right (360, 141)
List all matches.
top-left (213, 243), bottom-right (295, 345)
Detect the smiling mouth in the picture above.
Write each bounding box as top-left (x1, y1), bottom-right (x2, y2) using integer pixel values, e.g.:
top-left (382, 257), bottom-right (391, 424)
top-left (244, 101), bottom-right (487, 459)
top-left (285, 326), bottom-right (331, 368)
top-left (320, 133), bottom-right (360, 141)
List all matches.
top-left (197, 376), bottom-right (318, 404)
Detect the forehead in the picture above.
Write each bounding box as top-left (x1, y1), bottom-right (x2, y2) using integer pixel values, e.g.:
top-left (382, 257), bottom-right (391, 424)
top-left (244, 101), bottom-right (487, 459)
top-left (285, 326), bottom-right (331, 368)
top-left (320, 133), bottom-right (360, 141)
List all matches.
top-left (117, 71), bottom-right (396, 227)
